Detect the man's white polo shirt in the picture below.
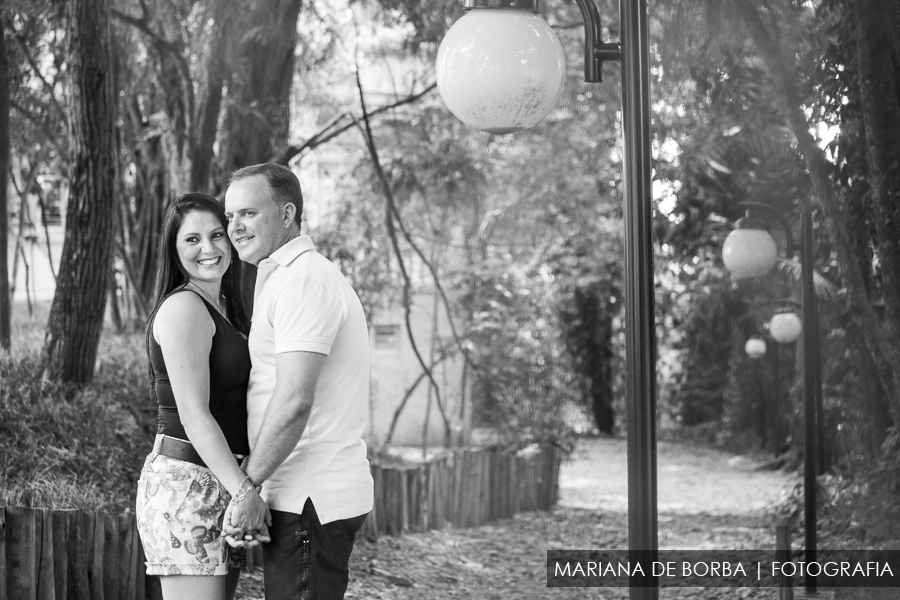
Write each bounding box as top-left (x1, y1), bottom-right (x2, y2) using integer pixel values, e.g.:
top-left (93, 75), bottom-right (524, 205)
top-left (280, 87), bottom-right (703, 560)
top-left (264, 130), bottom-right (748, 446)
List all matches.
top-left (247, 235), bottom-right (373, 524)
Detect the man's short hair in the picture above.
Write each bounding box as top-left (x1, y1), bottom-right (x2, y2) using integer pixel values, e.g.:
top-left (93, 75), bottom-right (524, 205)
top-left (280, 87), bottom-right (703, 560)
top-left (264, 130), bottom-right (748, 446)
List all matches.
top-left (229, 163), bottom-right (303, 227)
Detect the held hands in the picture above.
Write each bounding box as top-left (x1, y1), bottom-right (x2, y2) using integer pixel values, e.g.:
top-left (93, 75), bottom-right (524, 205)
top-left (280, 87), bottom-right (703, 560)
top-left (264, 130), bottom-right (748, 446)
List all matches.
top-left (223, 476), bottom-right (272, 548)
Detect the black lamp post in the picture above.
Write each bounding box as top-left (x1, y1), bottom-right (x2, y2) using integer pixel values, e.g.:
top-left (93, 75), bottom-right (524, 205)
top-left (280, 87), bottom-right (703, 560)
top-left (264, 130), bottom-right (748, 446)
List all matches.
top-left (722, 202), bottom-right (823, 595)
top-left (436, 1), bottom-right (658, 596)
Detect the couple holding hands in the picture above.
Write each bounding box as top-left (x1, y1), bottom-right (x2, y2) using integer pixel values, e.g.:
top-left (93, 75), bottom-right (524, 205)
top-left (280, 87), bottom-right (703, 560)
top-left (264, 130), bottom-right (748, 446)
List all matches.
top-left (135, 163), bottom-right (373, 600)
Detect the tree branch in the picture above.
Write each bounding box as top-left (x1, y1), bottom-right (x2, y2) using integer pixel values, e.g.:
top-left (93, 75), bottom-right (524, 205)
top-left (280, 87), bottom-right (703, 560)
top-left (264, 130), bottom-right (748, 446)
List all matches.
top-left (111, 8), bottom-right (195, 126)
top-left (354, 72), bottom-right (453, 447)
top-left (272, 82), bottom-right (437, 166)
top-left (10, 26), bottom-right (67, 122)
top-left (382, 347), bottom-right (452, 448)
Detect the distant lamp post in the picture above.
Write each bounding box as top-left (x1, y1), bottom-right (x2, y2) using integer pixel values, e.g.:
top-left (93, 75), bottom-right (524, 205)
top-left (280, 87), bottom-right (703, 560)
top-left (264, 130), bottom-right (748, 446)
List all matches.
top-left (438, 0), bottom-right (659, 597)
top-left (722, 202), bottom-right (822, 595)
top-left (745, 336), bottom-right (767, 359)
top-left (769, 310), bottom-right (802, 344)
top-left (435, 2), bottom-right (566, 134)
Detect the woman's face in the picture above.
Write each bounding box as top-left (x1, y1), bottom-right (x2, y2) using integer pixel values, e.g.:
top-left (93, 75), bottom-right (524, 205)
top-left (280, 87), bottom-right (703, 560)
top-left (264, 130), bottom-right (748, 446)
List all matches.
top-left (175, 210), bottom-right (231, 285)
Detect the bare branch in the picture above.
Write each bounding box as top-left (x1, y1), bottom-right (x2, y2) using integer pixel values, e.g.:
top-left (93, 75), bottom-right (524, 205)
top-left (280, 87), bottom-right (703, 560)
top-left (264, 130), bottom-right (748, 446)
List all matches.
top-left (354, 72), bottom-right (453, 447)
top-left (382, 348), bottom-right (452, 448)
top-left (111, 8), bottom-right (180, 55)
top-left (273, 82), bottom-right (437, 166)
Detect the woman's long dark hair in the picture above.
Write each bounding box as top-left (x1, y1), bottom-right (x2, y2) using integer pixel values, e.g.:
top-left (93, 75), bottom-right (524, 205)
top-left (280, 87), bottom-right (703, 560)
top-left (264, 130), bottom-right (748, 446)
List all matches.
top-left (148, 193), bottom-right (250, 335)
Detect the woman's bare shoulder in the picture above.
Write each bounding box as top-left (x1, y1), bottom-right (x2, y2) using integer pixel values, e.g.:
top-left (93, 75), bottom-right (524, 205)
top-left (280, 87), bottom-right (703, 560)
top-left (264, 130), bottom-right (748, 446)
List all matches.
top-left (153, 290), bottom-right (215, 343)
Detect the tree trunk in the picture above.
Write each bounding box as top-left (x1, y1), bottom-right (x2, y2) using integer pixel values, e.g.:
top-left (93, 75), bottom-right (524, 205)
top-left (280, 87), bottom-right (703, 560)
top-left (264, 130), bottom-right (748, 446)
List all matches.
top-left (854, 0), bottom-right (900, 394)
top-left (42, 0), bottom-right (116, 383)
top-left (729, 0), bottom-right (900, 432)
top-left (191, 0), bottom-right (233, 193)
top-left (219, 0), bottom-right (301, 173)
top-left (218, 0), bottom-right (302, 310)
top-left (580, 287), bottom-right (615, 434)
top-left (0, 22), bottom-right (10, 351)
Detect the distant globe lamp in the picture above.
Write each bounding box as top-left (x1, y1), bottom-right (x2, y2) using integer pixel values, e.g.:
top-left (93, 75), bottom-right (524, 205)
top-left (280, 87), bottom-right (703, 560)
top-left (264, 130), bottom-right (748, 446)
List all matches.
top-left (769, 311), bottom-right (802, 344)
top-left (745, 337), bottom-right (767, 359)
top-left (436, 0), bottom-right (566, 134)
top-left (722, 216), bottom-right (779, 279)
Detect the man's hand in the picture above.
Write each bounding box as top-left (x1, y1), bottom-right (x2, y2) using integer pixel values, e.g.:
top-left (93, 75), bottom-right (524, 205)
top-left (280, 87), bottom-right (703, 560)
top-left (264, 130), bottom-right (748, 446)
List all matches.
top-left (223, 490), bottom-right (272, 548)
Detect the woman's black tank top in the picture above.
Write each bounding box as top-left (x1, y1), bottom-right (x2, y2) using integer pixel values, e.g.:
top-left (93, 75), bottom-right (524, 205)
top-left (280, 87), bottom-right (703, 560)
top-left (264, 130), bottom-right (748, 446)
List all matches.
top-left (148, 290), bottom-right (251, 455)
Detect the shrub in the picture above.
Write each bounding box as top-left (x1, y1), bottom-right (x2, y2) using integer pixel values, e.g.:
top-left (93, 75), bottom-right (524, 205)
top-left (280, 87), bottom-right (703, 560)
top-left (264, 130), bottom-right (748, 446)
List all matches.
top-left (0, 319), bottom-right (154, 512)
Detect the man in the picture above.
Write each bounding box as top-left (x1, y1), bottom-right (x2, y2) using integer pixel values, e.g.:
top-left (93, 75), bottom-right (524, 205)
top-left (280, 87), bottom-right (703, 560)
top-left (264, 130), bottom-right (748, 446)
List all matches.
top-left (222, 163), bottom-right (373, 600)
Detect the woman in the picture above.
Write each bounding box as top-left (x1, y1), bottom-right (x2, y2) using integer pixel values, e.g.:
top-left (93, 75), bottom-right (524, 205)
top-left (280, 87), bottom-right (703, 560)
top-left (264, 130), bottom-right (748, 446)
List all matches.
top-left (136, 193), bottom-right (269, 600)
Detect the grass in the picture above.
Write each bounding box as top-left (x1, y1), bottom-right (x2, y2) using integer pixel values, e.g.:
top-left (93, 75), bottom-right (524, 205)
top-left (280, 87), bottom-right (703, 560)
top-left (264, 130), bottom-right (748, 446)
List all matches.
top-left (0, 301), bottom-right (156, 512)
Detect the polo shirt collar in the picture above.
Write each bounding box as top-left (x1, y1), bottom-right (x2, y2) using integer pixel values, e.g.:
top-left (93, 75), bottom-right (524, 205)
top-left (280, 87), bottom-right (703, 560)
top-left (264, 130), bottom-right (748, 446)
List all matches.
top-left (267, 234), bottom-right (316, 267)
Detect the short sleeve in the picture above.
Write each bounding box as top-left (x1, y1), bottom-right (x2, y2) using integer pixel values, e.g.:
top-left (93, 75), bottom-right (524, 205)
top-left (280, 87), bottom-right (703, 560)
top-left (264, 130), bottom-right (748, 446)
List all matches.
top-left (269, 277), bottom-right (345, 355)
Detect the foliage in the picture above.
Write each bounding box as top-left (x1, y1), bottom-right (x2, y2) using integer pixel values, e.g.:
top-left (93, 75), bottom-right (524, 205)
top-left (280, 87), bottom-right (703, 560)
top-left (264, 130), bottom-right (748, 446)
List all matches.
top-left (313, 196), bottom-right (401, 323)
top-left (777, 444), bottom-right (900, 551)
top-left (464, 254), bottom-right (579, 448)
top-left (0, 308), bottom-right (154, 511)
top-left (671, 281), bottom-right (734, 427)
top-left (4, 0), bottom-right (899, 486)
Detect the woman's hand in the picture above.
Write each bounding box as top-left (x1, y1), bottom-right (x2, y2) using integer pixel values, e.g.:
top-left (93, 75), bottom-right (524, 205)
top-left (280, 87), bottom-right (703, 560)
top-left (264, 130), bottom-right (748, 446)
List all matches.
top-left (223, 489), bottom-right (271, 548)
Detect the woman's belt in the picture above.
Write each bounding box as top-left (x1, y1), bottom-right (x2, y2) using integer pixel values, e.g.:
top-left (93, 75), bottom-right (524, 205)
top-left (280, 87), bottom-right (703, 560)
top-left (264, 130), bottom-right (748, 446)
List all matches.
top-left (153, 435), bottom-right (243, 468)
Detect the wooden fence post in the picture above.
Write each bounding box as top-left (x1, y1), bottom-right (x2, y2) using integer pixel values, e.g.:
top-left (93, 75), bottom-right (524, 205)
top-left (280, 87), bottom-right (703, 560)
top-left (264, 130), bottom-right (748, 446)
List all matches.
top-left (90, 510), bottom-right (105, 600)
top-left (431, 456), bottom-right (445, 529)
top-left (406, 467), bottom-right (421, 532)
top-left (478, 450), bottom-right (490, 526)
top-left (0, 508), bottom-right (7, 600)
top-left (51, 511), bottom-right (69, 600)
top-left (371, 464), bottom-right (385, 536)
top-left (6, 506), bottom-right (37, 600)
top-left (117, 514), bottom-right (133, 600)
top-left (103, 513), bottom-right (119, 600)
top-left (419, 463), bottom-right (430, 532)
top-left (398, 466), bottom-right (409, 534)
top-left (124, 515), bottom-right (139, 600)
top-left (36, 509), bottom-right (53, 600)
top-left (71, 511), bottom-right (90, 600)
top-left (135, 538), bottom-right (149, 600)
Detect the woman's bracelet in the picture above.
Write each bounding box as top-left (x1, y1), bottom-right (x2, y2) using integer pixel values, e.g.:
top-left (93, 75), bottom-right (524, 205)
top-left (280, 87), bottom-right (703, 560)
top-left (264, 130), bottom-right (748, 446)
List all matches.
top-left (231, 473), bottom-right (262, 505)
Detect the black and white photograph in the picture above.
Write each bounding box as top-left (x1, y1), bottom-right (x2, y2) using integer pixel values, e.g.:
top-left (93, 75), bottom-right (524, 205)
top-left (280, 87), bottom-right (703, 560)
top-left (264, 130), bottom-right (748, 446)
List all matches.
top-left (1, 0), bottom-right (899, 598)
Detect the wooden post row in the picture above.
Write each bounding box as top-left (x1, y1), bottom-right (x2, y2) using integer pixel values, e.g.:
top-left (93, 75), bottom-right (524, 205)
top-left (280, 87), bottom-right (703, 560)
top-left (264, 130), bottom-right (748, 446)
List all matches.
top-left (0, 446), bottom-right (561, 598)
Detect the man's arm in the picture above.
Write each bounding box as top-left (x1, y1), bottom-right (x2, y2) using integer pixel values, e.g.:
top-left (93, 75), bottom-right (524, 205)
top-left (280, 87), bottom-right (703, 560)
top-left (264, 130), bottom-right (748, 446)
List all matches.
top-left (225, 350), bottom-right (325, 539)
top-left (246, 350), bottom-right (325, 483)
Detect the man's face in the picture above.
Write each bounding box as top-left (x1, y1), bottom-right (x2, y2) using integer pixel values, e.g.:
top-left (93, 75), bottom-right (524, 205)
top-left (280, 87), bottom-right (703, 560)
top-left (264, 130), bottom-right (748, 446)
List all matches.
top-left (224, 175), bottom-right (289, 266)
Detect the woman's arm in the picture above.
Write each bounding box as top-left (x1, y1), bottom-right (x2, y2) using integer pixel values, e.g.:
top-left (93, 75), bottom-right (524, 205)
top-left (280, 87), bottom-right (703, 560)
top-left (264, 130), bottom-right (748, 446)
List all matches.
top-left (154, 292), bottom-right (261, 506)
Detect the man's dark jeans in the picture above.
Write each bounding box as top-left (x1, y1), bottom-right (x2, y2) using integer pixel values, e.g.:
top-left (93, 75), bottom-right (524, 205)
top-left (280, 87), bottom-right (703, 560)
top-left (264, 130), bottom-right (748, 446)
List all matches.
top-left (263, 499), bottom-right (368, 600)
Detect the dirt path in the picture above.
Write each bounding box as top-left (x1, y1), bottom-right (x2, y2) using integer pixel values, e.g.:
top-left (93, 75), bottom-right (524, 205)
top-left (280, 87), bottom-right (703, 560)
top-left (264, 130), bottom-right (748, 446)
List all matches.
top-left (234, 437), bottom-right (842, 599)
top-left (560, 437), bottom-right (796, 516)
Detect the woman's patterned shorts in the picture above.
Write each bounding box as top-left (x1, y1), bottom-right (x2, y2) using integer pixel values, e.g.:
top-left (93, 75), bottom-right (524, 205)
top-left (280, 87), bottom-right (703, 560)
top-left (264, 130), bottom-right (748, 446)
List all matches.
top-left (135, 450), bottom-right (244, 576)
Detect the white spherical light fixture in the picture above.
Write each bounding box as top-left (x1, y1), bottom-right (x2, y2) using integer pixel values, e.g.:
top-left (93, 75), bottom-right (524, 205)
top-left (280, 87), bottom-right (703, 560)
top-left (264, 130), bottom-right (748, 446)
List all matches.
top-left (722, 218), bottom-right (779, 279)
top-left (436, 2), bottom-right (566, 134)
top-left (745, 337), bottom-right (767, 359)
top-left (769, 312), bottom-right (802, 344)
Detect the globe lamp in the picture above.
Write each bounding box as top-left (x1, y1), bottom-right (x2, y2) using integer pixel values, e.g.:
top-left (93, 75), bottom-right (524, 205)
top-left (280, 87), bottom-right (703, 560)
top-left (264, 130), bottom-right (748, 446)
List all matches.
top-left (769, 311), bottom-right (802, 344)
top-left (745, 337), bottom-right (767, 359)
top-left (722, 216), bottom-right (779, 279)
top-left (436, 1), bottom-right (566, 134)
